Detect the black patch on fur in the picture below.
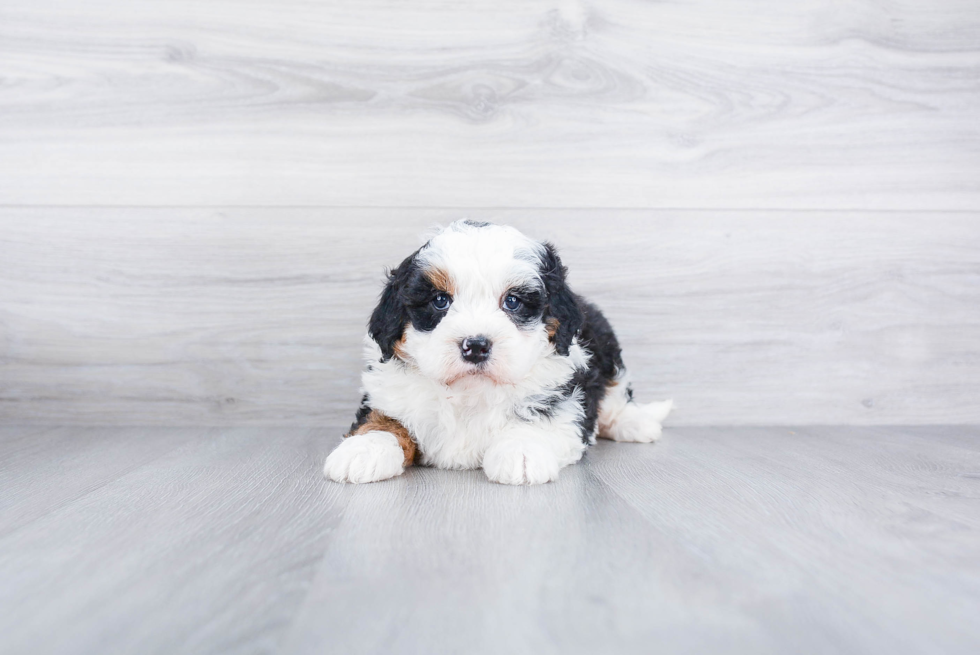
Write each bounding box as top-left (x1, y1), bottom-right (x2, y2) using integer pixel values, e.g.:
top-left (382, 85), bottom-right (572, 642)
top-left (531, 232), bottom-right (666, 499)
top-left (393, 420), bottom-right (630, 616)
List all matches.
top-left (368, 250), bottom-right (417, 361)
top-left (501, 284), bottom-right (546, 329)
top-left (402, 279), bottom-right (450, 332)
top-left (518, 380), bottom-right (576, 422)
top-left (538, 243), bottom-right (584, 356)
top-left (461, 219), bottom-right (491, 228)
top-left (348, 393), bottom-right (372, 436)
top-left (510, 242), bottom-right (627, 444)
top-left (516, 294), bottom-right (626, 445)
top-left (566, 299), bottom-right (626, 442)
top-left (368, 249), bottom-right (452, 361)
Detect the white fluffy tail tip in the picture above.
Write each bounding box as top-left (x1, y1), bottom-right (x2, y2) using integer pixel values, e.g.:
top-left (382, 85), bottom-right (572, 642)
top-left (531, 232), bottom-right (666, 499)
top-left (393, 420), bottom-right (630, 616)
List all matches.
top-left (603, 398), bottom-right (673, 443)
top-left (644, 399), bottom-right (674, 423)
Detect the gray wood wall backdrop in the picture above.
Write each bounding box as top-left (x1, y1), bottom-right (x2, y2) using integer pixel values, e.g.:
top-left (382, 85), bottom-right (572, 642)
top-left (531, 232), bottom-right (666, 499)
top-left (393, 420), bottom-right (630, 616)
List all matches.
top-left (1, 0), bottom-right (978, 427)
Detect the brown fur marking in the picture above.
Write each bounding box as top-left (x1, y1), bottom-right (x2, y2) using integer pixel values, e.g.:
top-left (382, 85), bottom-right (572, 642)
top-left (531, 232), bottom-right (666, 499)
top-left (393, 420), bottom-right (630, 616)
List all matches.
top-left (545, 317), bottom-right (560, 338)
top-left (351, 410), bottom-right (417, 466)
top-left (425, 267), bottom-right (456, 296)
top-left (392, 335), bottom-right (408, 361)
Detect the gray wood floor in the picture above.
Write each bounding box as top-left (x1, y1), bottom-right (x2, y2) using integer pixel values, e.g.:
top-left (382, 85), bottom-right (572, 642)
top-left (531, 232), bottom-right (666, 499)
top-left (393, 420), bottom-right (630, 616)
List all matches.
top-left (2, 425), bottom-right (978, 654)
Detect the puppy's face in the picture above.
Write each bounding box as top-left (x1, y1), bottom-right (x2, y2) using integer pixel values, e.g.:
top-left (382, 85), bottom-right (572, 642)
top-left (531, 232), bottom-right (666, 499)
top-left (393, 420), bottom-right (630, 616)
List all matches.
top-left (368, 221), bottom-right (582, 387)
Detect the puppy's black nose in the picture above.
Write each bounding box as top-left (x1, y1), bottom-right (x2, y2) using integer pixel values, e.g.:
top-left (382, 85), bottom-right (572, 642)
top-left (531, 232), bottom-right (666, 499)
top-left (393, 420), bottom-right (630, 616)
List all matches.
top-left (460, 336), bottom-right (492, 364)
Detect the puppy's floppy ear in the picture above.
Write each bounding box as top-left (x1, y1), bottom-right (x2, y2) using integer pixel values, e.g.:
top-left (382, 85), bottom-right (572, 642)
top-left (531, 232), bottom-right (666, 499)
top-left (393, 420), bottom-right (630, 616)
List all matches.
top-left (539, 242), bottom-right (583, 356)
top-left (368, 251), bottom-right (417, 362)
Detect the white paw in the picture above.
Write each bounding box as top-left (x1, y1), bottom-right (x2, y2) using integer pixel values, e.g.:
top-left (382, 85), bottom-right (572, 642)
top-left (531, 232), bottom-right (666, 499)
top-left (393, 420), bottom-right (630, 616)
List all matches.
top-left (483, 439), bottom-right (561, 485)
top-left (609, 400), bottom-right (673, 443)
top-left (323, 431), bottom-right (405, 484)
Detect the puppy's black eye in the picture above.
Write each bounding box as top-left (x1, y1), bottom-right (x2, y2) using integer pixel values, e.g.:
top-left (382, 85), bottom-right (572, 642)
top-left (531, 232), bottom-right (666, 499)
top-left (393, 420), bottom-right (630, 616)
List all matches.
top-left (503, 295), bottom-right (521, 311)
top-left (432, 293), bottom-right (452, 311)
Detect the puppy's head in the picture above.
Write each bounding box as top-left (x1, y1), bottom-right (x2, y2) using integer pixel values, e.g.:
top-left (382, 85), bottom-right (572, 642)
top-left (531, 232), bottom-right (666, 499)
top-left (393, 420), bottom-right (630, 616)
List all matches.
top-left (368, 220), bottom-right (583, 386)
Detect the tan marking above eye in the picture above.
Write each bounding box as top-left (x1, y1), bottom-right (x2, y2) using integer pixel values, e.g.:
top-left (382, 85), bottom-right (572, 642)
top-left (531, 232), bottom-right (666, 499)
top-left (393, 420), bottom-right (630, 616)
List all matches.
top-left (425, 267), bottom-right (456, 296)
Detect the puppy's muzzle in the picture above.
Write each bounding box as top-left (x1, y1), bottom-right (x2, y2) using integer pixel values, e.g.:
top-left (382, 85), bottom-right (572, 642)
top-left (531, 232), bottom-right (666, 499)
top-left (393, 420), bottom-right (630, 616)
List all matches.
top-left (459, 336), bottom-right (492, 364)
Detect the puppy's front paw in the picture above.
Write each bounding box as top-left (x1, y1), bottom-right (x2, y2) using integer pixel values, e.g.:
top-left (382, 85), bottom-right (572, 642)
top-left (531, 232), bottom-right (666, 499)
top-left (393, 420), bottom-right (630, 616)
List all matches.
top-left (483, 439), bottom-right (560, 486)
top-left (323, 431), bottom-right (405, 484)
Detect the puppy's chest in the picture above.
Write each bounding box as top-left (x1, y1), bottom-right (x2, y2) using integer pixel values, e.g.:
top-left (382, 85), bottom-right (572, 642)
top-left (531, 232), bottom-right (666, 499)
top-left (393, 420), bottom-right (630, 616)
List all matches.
top-left (363, 367), bottom-right (524, 465)
top-left (416, 394), bottom-right (513, 464)
top-left (391, 382), bottom-right (515, 437)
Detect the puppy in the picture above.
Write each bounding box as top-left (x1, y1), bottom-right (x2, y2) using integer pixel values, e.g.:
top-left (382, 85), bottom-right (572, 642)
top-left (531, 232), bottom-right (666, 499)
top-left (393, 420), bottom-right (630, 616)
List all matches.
top-left (323, 220), bottom-right (672, 485)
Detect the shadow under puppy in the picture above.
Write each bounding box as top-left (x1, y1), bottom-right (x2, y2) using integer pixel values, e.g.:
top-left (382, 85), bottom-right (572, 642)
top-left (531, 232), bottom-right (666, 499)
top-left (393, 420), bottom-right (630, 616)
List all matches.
top-left (324, 220), bottom-right (672, 485)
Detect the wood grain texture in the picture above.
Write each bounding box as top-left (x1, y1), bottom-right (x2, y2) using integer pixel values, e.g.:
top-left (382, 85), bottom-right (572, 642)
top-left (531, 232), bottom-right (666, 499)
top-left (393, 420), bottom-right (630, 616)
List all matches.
top-left (0, 426), bottom-right (345, 655)
top-left (0, 426), bottom-right (202, 535)
top-left (2, 208), bottom-right (978, 426)
top-left (1, 425), bottom-right (978, 654)
top-left (0, 0), bottom-right (978, 208)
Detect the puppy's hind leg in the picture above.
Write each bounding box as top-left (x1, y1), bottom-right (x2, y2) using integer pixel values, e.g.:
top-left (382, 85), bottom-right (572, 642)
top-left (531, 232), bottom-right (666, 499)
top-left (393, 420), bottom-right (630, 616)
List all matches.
top-left (597, 374), bottom-right (672, 443)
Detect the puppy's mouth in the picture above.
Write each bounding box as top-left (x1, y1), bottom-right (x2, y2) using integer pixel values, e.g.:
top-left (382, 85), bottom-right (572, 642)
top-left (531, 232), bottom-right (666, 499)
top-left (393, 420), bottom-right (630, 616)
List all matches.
top-left (445, 364), bottom-right (503, 386)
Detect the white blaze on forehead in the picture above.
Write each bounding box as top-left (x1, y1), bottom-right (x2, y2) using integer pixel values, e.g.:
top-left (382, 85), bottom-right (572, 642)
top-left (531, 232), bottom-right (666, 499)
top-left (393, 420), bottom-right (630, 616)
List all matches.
top-left (416, 221), bottom-right (543, 301)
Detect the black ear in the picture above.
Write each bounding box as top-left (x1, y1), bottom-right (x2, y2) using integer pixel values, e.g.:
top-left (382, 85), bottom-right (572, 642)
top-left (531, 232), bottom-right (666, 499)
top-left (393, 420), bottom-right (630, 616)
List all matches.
top-left (539, 242), bottom-right (583, 356)
top-left (368, 251), bottom-right (417, 362)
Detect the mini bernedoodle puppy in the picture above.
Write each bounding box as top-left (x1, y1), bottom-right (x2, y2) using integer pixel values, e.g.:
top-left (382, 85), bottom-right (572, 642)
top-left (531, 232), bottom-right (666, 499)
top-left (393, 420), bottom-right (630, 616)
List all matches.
top-left (324, 220), bottom-right (672, 485)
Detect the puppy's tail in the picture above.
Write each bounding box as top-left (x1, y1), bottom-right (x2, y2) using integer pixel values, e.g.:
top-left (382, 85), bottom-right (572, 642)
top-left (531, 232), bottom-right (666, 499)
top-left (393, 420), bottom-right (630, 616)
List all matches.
top-left (597, 379), bottom-right (673, 444)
